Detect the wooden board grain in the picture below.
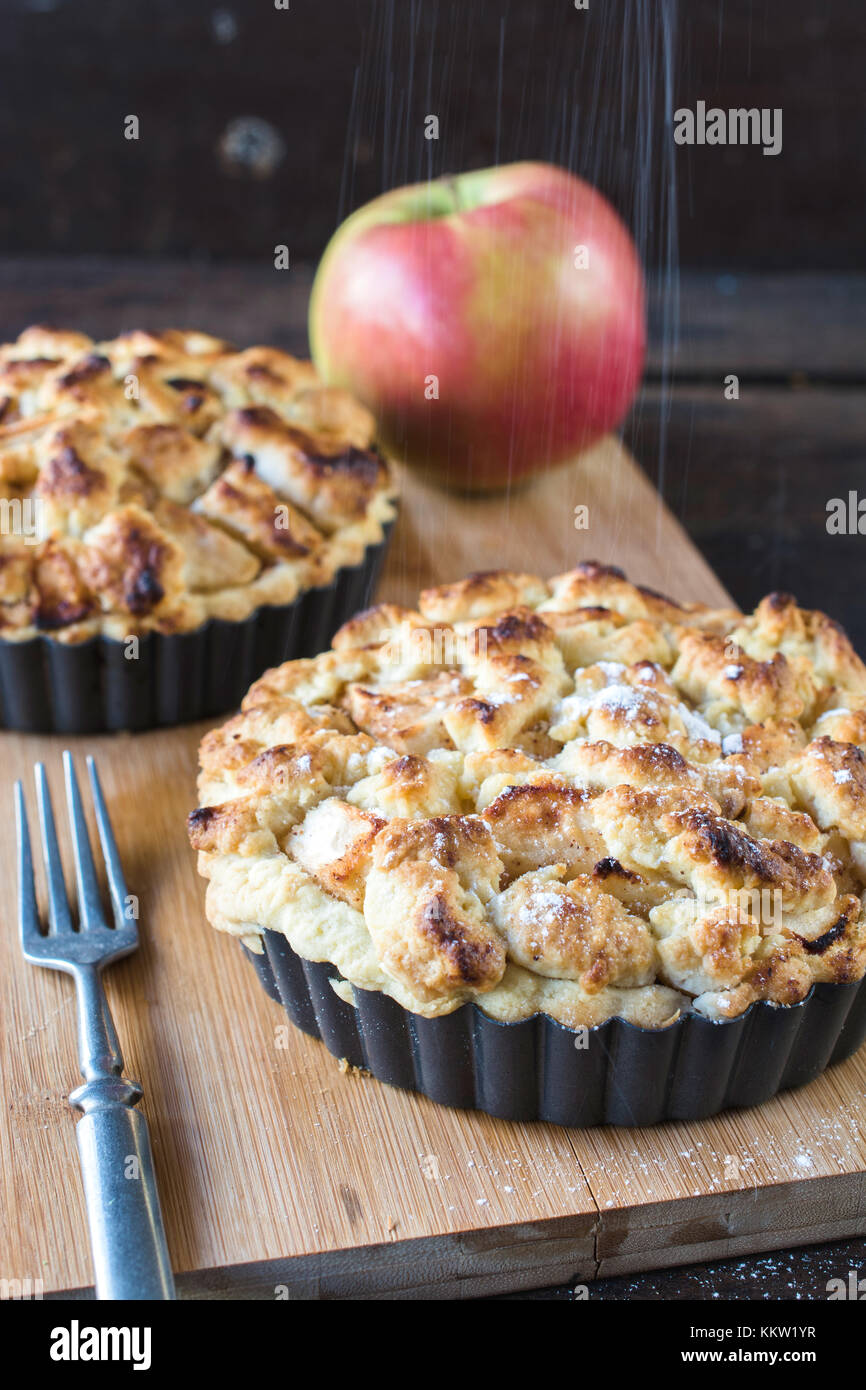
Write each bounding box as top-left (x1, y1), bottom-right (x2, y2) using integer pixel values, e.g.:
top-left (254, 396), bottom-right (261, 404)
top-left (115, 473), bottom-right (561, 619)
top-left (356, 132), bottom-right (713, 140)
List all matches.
top-left (2, 436), bottom-right (865, 1301)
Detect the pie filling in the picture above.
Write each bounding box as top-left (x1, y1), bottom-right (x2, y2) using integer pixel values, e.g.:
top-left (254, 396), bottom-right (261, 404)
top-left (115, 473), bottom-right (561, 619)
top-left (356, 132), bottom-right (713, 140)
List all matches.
top-left (189, 563), bottom-right (866, 1030)
top-left (0, 328), bottom-right (396, 642)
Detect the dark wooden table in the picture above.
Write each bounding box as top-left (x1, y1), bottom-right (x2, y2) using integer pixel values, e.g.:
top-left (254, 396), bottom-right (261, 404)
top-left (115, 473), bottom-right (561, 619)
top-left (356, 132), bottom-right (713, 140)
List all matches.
top-left (2, 256), bottom-right (863, 1301)
top-left (635, 271), bottom-right (866, 660)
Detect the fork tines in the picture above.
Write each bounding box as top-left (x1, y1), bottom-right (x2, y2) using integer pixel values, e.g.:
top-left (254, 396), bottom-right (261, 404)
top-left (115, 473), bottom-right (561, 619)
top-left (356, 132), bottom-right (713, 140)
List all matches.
top-left (15, 752), bottom-right (135, 948)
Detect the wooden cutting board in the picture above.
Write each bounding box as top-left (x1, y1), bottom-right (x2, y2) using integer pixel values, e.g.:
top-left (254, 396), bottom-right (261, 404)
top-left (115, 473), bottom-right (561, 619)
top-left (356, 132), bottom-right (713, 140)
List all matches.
top-left (3, 438), bottom-right (865, 1300)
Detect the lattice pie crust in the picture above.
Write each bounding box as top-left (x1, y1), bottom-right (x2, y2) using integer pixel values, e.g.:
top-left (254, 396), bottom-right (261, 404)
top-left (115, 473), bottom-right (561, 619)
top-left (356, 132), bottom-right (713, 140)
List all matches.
top-left (0, 327), bottom-right (395, 642)
top-left (190, 564), bottom-right (866, 1030)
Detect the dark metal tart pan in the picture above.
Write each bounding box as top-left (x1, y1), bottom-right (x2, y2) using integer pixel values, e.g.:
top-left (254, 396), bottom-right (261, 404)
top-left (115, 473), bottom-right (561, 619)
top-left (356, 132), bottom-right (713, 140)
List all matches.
top-left (0, 521), bottom-right (393, 734)
top-left (242, 925), bottom-right (866, 1127)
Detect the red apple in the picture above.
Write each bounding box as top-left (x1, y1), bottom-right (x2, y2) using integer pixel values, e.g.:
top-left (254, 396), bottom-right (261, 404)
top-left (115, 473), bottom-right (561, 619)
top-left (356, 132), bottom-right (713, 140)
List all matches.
top-left (309, 161), bottom-right (645, 490)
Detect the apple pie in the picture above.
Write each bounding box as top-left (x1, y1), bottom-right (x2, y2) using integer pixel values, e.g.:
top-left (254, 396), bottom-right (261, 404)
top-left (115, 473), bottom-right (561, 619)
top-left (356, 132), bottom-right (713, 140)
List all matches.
top-left (0, 326), bottom-right (396, 642)
top-left (189, 562), bottom-right (866, 1033)
top-left (0, 327), bottom-right (396, 731)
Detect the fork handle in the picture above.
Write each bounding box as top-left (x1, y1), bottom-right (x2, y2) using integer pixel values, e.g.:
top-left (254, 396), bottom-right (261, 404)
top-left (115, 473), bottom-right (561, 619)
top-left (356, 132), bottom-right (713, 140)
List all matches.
top-left (70, 967), bottom-right (175, 1301)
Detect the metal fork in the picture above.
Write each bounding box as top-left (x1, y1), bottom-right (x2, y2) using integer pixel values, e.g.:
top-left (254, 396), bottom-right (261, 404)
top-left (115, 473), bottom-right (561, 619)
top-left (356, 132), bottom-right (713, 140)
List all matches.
top-left (15, 751), bottom-right (175, 1301)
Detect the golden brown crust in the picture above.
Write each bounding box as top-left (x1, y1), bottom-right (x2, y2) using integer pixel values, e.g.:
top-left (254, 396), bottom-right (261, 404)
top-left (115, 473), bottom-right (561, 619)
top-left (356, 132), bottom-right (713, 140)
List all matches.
top-left (289, 799), bottom-right (386, 912)
top-left (122, 424), bottom-right (223, 503)
top-left (342, 672), bottom-right (473, 755)
top-left (671, 631), bottom-right (816, 726)
top-left (543, 561), bottom-right (692, 624)
top-left (490, 871), bottom-right (656, 992)
top-left (76, 505), bottom-right (185, 621)
top-left (194, 458), bottom-right (325, 570)
top-left (790, 736), bottom-right (866, 841)
top-left (152, 498), bottom-right (261, 593)
top-left (364, 816), bottom-right (506, 1001)
top-left (481, 782), bottom-right (604, 880)
top-left (216, 405), bottom-right (387, 532)
top-left (419, 570), bottom-right (550, 623)
top-left (34, 420), bottom-right (126, 537)
top-left (0, 327), bottom-right (395, 642)
top-left (32, 538), bottom-right (95, 629)
top-left (731, 592), bottom-right (866, 695)
top-left (190, 564), bottom-right (866, 1026)
top-left (332, 602), bottom-right (439, 653)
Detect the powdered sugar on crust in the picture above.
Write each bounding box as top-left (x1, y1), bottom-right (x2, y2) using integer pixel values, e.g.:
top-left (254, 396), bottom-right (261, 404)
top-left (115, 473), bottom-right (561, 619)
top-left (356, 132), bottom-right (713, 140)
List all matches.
top-left (191, 563), bottom-right (866, 1028)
